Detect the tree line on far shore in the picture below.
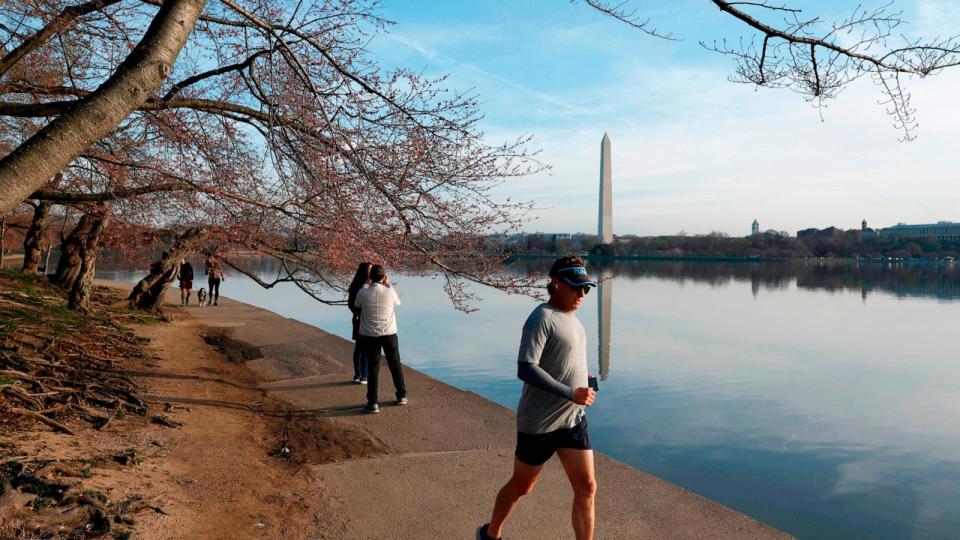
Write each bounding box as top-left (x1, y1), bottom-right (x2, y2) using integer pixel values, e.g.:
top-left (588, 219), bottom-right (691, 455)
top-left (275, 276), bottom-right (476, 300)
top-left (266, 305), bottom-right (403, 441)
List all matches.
top-left (513, 230), bottom-right (960, 260)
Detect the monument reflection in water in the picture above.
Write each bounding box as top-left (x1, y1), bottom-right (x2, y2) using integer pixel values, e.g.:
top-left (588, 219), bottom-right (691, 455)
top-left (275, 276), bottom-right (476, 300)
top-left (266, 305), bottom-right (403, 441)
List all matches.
top-left (597, 268), bottom-right (611, 381)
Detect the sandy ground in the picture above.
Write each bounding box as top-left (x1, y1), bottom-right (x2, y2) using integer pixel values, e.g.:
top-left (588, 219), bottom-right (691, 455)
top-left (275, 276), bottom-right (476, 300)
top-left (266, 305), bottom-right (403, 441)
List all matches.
top-left (102, 282), bottom-right (791, 540)
top-left (1, 283), bottom-right (342, 539)
top-left (127, 315), bottom-right (342, 539)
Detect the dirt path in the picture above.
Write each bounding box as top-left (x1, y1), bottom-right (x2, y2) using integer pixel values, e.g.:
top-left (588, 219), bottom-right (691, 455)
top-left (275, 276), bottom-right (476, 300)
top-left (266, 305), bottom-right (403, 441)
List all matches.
top-left (128, 315), bottom-right (344, 539)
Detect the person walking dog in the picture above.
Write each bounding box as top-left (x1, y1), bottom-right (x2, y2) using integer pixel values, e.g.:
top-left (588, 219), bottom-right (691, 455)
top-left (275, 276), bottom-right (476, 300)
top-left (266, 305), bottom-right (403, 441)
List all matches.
top-left (478, 256), bottom-right (598, 540)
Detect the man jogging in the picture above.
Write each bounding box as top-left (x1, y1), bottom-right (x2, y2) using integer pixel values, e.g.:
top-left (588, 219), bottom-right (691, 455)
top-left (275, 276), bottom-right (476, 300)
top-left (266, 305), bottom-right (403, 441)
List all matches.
top-left (478, 256), bottom-right (598, 540)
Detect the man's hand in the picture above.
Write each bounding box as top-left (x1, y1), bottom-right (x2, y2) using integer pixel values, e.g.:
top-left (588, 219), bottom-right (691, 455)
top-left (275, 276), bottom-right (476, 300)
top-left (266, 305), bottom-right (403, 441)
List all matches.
top-left (572, 387), bottom-right (596, 406)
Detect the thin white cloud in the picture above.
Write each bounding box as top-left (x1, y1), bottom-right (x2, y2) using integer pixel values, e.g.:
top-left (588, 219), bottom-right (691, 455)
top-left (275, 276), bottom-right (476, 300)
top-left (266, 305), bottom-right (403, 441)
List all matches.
top-left (383, 32), bottom-right (599, 117)
top-left (913, 0), bottom-right (960, 37)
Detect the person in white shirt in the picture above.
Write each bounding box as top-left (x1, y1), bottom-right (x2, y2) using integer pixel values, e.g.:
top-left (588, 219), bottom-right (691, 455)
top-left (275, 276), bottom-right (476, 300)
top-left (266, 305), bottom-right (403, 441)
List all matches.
top-left (354, 264), bottom-right (407, 413)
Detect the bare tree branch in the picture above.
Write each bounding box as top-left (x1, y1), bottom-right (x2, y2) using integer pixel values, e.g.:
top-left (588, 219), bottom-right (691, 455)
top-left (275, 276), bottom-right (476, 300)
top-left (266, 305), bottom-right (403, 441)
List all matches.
top-left (0, 0), bottom-right (123, 77)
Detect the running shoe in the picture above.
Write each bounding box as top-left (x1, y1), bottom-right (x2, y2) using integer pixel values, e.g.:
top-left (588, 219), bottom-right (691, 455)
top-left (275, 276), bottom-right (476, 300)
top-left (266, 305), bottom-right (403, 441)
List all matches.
top-left (397, 397), bottom-right (408, 406)
top-left (363, 402), bottom-right (379, 414)
top-left (476, 524), bottom-right (501, 540)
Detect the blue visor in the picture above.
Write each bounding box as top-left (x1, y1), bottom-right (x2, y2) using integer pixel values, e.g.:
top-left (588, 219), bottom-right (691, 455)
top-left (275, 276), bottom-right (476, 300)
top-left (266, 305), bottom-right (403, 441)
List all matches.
top-left (556, 266), bottom-right (597, 288)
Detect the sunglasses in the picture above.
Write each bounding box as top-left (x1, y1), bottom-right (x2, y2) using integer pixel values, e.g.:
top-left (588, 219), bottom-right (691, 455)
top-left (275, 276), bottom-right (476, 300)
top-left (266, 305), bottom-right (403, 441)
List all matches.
top-left (558, 281), bottom-right (591, 295)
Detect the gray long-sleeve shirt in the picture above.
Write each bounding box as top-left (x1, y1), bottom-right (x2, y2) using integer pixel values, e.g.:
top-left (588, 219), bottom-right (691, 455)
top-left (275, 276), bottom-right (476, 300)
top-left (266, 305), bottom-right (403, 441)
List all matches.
top-left (515, 303), bottom-right (588, 434)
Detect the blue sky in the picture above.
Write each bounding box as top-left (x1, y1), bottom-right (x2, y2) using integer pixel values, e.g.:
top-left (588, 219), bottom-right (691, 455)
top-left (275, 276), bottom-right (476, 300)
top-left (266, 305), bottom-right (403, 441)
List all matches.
top-left (367, 1), bottom-right (960, 236)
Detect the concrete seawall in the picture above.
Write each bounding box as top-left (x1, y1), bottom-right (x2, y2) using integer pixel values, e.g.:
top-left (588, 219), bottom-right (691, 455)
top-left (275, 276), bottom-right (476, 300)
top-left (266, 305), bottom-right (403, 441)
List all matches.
top-left (142, 283), bottom-right (793, 539)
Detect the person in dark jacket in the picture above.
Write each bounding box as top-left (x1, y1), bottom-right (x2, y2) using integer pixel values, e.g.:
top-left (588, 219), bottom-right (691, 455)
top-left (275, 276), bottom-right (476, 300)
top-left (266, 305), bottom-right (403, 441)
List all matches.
top-left (205, 254), bottom-right (225, 306)
top-left (347, 262), bottom-right (373, 384)
top-left (178, 259), bottom-right (194, 306)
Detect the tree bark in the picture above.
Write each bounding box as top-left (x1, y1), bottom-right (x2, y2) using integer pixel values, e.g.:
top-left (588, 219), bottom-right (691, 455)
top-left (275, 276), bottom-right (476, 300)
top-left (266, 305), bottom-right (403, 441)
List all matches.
top-left (30, 181), bottom-right (197, 203)
top-left (129, 227), bottom-right (207, 312)
top-left (67, 205), bottom-right (112, 312)
top-left (22, 201), bottom-right (53, 273)
top-left (0, 0), bottom-right (208, 215)
top-left (52, 207), bottom-right (100, 291)
top-left (52, 220), bottom-right (87, 291)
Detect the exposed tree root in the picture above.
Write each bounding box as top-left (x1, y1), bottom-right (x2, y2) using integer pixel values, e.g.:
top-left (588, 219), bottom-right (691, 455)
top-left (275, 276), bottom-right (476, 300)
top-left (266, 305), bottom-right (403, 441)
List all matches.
top-left (0, 459), bottom-right (165, 538)
top-left (1, 273), bottom-right (158, 435)
top-left (1, 271), bottom-right (166, 537)
top-left (1, 405), bottom-right (75, 435)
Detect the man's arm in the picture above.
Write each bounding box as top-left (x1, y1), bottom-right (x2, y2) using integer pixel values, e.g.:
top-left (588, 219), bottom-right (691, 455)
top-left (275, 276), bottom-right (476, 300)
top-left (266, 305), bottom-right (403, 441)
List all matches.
top-left (517, 309), bottom-right (572, 400)
top-left (517, 363), bottom-right (573, 400)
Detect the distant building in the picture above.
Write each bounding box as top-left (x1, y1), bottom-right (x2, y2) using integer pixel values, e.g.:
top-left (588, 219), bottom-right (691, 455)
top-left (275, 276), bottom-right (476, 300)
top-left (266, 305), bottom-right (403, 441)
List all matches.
top-left (751, 219), bottom-right (759, 236)
top-left (796, 227), bottom-right (844, 240)
top-left (880, 222), bottom-right (960, 242)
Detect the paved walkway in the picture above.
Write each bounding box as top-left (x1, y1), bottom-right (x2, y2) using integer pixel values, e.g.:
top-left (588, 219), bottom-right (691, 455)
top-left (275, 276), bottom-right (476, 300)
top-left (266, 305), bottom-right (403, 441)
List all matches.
top-left (167, 291), bottom-right (792, 539)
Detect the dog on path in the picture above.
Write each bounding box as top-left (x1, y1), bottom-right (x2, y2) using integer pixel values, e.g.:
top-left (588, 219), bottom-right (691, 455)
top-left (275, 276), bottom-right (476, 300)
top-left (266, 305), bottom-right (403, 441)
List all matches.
top-left (197, 288), bottom-right (208, 307)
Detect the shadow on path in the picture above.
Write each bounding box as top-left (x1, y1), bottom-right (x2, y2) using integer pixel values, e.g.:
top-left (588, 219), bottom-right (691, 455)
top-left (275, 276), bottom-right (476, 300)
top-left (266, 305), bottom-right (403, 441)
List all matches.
top-left (143, 394), bottom-right (366, 418)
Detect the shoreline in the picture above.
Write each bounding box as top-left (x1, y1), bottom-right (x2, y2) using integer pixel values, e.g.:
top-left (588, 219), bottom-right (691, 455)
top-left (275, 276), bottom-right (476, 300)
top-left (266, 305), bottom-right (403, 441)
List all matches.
top-left (516, 253), bottom-right (958, 263)
top-left (121, 281), bottom-right (791, 539)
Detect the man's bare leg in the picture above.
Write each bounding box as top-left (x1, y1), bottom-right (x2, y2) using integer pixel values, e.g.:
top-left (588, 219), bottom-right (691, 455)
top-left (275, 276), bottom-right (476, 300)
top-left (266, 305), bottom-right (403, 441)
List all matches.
top-left (556, 448), bottom-right (597, 540)
top-left (487, 458), bottom-right (543, 539)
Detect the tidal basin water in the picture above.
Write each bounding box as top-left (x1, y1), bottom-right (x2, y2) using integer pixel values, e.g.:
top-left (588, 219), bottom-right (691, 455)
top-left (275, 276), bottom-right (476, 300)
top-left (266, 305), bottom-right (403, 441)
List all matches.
top-left (99, 259), bottom-right (960, 539)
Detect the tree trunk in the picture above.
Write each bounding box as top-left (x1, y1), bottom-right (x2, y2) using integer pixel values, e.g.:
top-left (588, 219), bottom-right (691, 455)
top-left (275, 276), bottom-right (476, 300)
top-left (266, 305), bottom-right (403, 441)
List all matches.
top-left (22, 201), bottom-right (52, 274)
top-left (0, 0), bottom-right (208, 214)
top-left (67, 206), bottom-right (112, 313)
top-left (53, 214), bottom-right (92, 291)
top-left (129, 227), bottom-right (207, 312)
top-left (52, 204), bottom-right (111, 294)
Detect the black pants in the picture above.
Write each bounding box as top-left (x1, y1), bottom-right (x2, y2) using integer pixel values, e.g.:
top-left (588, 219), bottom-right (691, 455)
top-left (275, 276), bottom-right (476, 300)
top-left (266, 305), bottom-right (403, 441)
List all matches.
top-left (208, 278), bottom-right (221, 302)
top-left (360, 334), bottom-right (406, 404)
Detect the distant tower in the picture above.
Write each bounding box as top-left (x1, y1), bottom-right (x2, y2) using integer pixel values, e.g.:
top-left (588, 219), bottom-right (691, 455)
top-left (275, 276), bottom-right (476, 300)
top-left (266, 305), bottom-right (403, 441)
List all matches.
top-left (752, 219), bottom-right (759, 236)
top-left (598, 133), bottom-right (613, 244)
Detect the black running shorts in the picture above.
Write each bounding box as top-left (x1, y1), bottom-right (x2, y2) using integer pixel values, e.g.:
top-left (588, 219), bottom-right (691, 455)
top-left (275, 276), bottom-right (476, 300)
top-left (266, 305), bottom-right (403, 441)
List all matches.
top-left (515, 419), bottom-right (591, 466)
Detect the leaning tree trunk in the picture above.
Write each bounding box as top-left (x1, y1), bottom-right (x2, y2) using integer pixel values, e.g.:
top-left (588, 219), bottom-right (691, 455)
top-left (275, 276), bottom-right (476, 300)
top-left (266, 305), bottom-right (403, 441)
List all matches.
top-left (22, 201), bottom-right (52, 273)
top-left (0, 0), bottom-right (207, 214)
top-left (67, 206), bottom-right (112, 312)
top-left (129, 227), bottom-right (207, 312)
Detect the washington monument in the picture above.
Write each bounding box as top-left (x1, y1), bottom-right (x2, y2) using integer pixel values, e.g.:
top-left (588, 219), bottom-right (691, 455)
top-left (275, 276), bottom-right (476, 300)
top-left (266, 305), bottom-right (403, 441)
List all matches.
top-left (598, 133), bottom-right (613, 244)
